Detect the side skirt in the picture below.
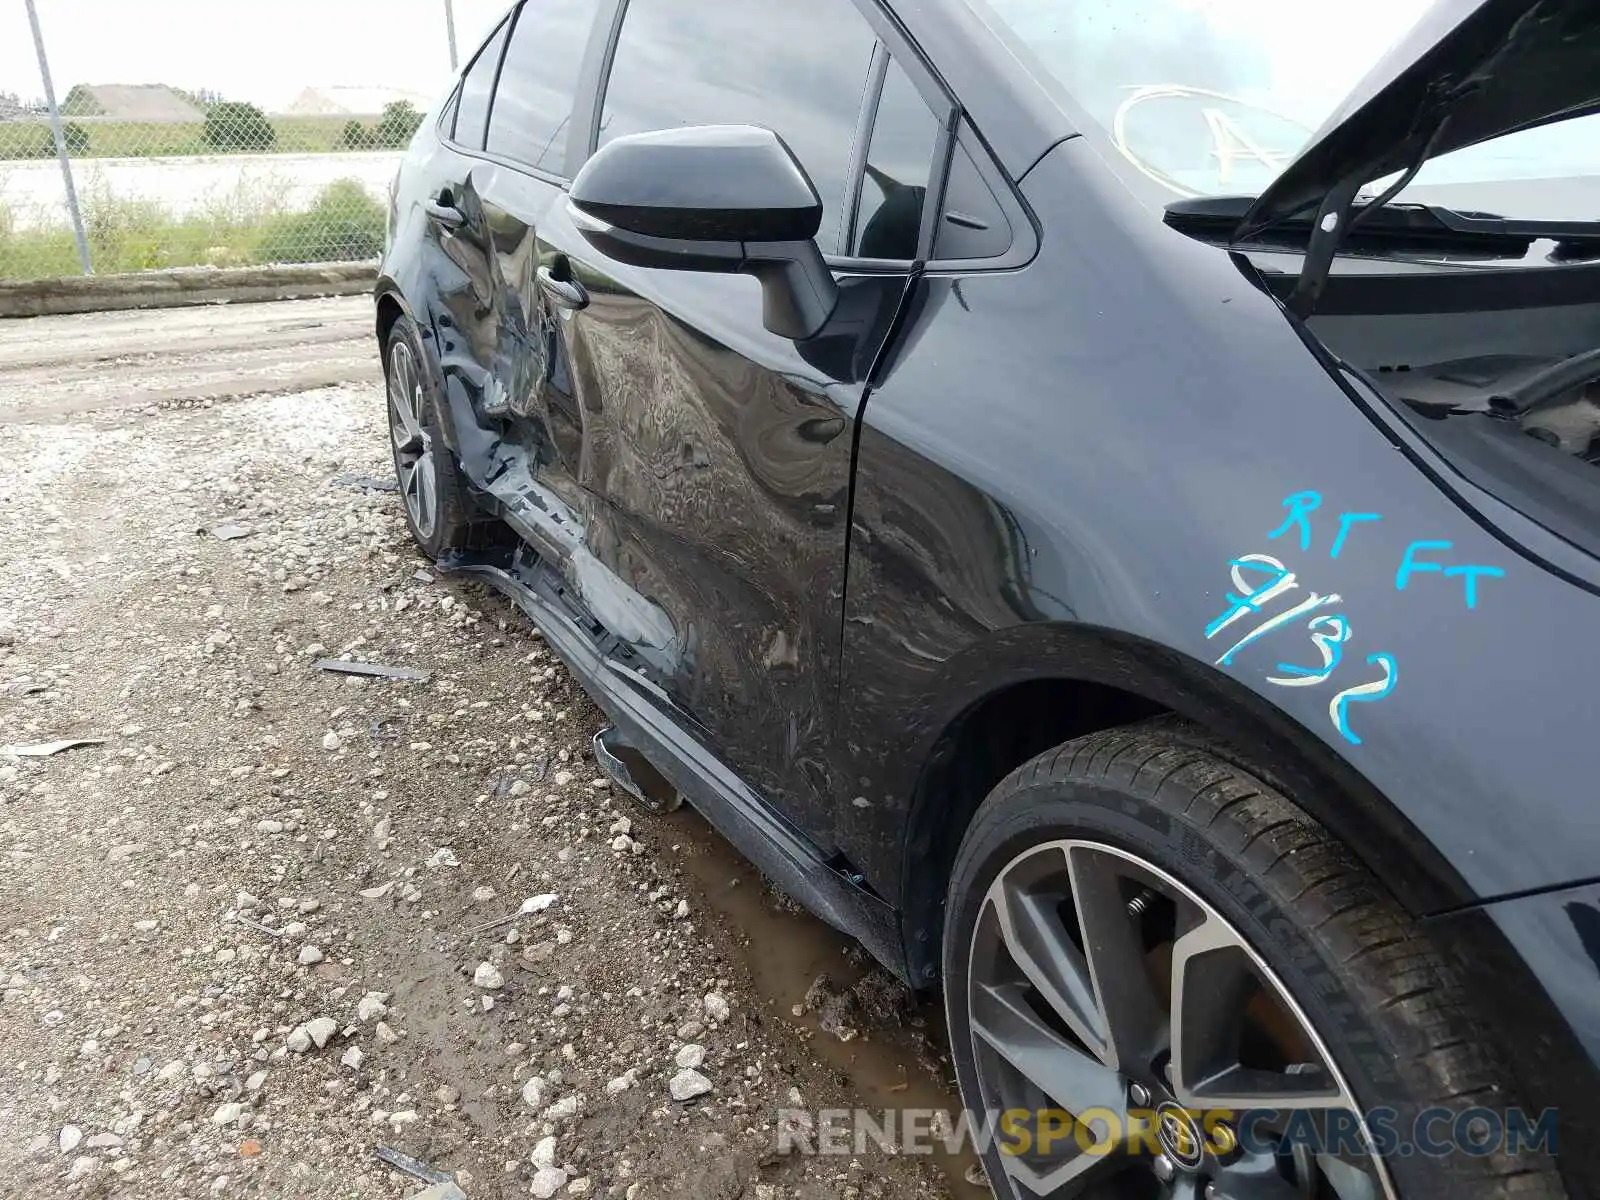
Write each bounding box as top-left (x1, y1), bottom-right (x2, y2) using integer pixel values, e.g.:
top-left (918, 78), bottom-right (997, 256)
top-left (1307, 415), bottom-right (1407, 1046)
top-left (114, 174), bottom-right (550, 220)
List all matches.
top-left (439, 545), bottom-right (911, 983)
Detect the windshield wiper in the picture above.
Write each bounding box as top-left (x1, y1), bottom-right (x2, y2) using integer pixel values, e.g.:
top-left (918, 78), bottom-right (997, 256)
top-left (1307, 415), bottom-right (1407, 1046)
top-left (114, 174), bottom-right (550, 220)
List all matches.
top-left (1166, 194), bottom-right (1600, 260)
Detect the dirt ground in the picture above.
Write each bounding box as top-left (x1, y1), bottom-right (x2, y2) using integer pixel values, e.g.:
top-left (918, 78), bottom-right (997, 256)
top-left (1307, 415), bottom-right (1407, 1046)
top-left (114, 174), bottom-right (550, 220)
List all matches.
top-left (0, 298), bottom-right (981, 1200)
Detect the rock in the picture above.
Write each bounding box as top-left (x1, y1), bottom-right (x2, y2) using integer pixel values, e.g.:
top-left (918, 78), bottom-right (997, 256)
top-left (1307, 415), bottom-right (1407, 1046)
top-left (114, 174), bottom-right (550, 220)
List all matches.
top-left (434, 1084), bottom-right (461, 1106)
top-left (674, 899), bottom-right (690, 919)
top-left (211, 1102), bottom-right (244, 1126)
top-left (521, 1076), bottom-right (545, 1109)
top-left (66, 1157), bottom-right (96, 1182)
top-left (471, 885), bottom-right (496, 903)
top-left (675, 1044), bottom-right (706, 1070)
top-left (246, 1070), bottom-right (268, 1091)
top-left (340, 1045), bottom-right (365, 1070)
top-left (356, 991), bottom-right (389, 1022)
top-left (518, 893), bottom-right (558, 914)
top-left (426, 847), bottom-right (459, 868)
top-left (297, 945), bottom-right (324, 966)
top-left (133, 919), bottom-right (158, 932)
top-left (388, 1109), bottom-right (418, 1127)
top-left (304, 1016), bottom-right (338, 1048)
top-left (542, 1094), bottom-right (579, 1120)
top-left (471, 962), bottom-right (504, 990)
top-left (321, 730), bottom-right (342, 751)
top-left (359, 882), bottom-right (394, 899)
top-left (375, 1021), bottom-right (400, 1044)
top-left (604, 1072), bottom-right (635, 1095)
top-left (85, 1133), bottom-right (122, 1150)
top-left (530, 1167), bottom-right (569, 1198)
top-left (676, 1020), bottom-right (705, 1040)
top-left (58, 1125), bottom-right (83, 1153)
top-left (256, 819), bottom-right (283, 834)
top-left (531, 1136), bottom-right (558, 1169)
top-left (285, 1026), bottom-right (312, 1054)
top-left (703, 993), bottom-right (730, 1022)
top-left (669, 1069), bottom-right (713, 1101)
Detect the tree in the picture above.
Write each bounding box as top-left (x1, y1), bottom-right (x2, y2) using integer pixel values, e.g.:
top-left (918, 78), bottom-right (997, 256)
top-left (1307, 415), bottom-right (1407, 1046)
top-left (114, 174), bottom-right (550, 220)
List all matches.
top-left (373, 101), bottom-right (423, 149)
top-left (203, 101), bottom-right (276, 153)
top-left (339, 120), bottom-right (371, 150)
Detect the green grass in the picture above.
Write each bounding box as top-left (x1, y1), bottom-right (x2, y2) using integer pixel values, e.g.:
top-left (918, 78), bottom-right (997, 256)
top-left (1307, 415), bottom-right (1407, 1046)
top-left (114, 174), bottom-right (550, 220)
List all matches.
top-left (0, 177), bottom-right (386, 280)
top-left (0, 116), bottom-right (380, 160)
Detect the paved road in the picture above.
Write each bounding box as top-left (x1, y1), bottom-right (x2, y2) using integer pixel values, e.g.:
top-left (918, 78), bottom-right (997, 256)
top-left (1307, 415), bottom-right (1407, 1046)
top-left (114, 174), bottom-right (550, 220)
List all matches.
top-left (0, 296), bottom-right (378, 424)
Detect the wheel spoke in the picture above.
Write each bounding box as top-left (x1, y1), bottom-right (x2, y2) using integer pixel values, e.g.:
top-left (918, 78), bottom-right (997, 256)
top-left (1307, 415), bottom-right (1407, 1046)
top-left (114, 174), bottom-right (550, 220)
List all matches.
top-left (1170, 913), bottom-right (1347, 1111)
top-left (388, 345), bottom-right (424, 452)
top-left (1065, 845), bottom-right (1170, 1072)
top-left (971, 978), bottom-right (1128, 1121)
top-left (414, 453), bottom-right (438, 537)
top-left (990, 863), bottom-right (1109, 1060)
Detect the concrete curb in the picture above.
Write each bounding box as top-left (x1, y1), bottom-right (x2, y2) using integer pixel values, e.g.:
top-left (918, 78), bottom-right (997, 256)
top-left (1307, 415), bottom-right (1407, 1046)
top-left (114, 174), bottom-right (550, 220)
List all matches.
top-left (0, 262), bottom-right (377, 318)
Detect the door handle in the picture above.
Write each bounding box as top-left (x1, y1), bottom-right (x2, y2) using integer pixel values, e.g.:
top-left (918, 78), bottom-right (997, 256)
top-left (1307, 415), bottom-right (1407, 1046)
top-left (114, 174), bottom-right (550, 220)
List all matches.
top-left (425, 198), bottom-right (465, 229)
top-left (536, 266), bottom-right (589, 311)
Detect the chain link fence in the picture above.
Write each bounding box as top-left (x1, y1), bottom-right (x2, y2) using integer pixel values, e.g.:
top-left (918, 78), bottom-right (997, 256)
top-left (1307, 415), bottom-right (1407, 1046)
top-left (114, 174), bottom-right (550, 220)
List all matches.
top-left (0, 0), bottom-right (506, 283)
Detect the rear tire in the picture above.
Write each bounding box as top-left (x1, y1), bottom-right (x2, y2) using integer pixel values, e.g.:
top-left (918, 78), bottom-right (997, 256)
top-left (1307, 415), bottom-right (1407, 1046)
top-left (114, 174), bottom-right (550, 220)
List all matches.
top-left (384, 315), bottom-right (476, 559)
top-left (943, 718), bottom-right (1564, 1199)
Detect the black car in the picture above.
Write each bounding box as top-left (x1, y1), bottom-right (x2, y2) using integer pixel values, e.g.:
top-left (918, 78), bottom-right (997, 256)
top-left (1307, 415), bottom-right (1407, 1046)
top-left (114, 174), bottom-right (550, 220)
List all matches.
top-left (375, 0), bottom-right (1600, 1195)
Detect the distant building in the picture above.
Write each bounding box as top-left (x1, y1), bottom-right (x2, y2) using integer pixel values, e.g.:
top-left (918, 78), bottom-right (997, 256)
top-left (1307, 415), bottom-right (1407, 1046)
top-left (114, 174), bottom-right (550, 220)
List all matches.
top-left (0, 96), bottom-right (28, 122)
top-left (61, 84), bottom-right (204, 123)
top-left (284, 87), bottom-right (432, 117)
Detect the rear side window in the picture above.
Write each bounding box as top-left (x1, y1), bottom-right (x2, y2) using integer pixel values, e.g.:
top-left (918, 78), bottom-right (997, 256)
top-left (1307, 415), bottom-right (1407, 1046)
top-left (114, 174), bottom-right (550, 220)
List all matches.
top-left (454, 17), bottom-right (511, 150)
top-left (599, 0), bottom-right (877, 255)
top-left (487, 0), bottom-right (605, 176)
top-left (850, 58), bottom-right (942, 260)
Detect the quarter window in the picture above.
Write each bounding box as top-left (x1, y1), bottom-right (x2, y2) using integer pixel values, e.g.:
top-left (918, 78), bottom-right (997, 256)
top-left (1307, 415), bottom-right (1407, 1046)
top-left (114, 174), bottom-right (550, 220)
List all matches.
top-left (850, 58), bottom-right (943, 260)
top-left (487, 0), bottom-right (605, 176)
top-left (599, 0), bottom-right (878, 254)
top-left (454, 16), bottom-right (511, 150)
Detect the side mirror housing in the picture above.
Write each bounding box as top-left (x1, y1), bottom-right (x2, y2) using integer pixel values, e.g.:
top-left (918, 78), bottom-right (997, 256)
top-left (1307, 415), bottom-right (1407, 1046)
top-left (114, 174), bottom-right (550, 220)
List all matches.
top-left (567, 125), bottom-right (839, 341)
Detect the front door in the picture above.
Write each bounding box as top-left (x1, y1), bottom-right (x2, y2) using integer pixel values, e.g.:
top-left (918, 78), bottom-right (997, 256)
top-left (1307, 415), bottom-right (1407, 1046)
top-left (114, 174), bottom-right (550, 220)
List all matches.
top-left (542, 0), bottom-right (948, 846)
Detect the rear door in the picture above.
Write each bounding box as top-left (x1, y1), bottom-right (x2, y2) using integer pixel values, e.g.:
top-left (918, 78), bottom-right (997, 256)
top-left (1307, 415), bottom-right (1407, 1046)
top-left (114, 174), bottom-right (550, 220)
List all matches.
top-left (538, 0), bottom-right (952, 847)
top-left (468, 0), bottom-right (609, 553)
top-left (417, 14), bottom-right (511, 424)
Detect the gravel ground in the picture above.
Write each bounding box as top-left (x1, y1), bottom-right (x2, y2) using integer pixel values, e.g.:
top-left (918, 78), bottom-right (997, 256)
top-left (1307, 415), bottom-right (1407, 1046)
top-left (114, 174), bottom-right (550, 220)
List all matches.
top-left (0, 300), bottom-right (976, 1200)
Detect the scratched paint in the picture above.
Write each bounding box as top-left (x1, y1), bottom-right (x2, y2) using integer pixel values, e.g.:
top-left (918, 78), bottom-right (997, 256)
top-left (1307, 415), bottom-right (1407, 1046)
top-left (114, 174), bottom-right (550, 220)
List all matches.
top-left (1205, 490), bottom-right (1504, 746)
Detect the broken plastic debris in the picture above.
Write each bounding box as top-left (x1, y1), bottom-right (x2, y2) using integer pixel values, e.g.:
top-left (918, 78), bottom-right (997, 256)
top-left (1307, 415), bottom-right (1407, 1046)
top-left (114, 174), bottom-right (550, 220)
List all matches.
top-left (208, 523), bottom-right (253, 541)
top-left (374, 1144), bottom-right (455, 1188)
top-left (519, 893), bottom-right (559, 915)
top-left (314, 659), bottom-right (431, 682)
top-left (2, 738), bottom-right (104, 758)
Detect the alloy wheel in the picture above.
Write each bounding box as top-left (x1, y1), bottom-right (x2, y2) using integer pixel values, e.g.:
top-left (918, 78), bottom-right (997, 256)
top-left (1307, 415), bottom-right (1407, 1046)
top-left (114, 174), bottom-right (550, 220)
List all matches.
top-left (961, 839), bottom-right (1396, 1200)
top-left (387, 339), bottom-right (439, 542)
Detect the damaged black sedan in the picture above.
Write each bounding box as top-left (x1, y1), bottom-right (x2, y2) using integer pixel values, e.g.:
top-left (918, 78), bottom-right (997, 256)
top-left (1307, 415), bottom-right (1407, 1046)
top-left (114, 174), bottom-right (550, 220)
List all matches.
top-left (374, 0), bottom-right (1600, 1195)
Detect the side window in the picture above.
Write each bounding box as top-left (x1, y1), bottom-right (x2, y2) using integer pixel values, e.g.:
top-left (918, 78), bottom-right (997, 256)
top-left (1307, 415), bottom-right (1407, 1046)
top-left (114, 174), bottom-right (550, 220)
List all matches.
top-left (487, 0), bottom-right (605, 177)
top-left (599, 0), bottom-right (877, 254)
top-left (850, 58), bottom-right (942, 260)
top-left (454, 16), bottom-right (512, 150)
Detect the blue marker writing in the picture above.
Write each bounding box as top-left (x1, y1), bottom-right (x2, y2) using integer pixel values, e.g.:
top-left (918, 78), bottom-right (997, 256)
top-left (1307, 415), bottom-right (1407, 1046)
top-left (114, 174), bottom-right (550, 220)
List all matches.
top-left (1329, 653), bottom-right (1398, 745)
top-left (1268, 491), bottom-right (1322, 552)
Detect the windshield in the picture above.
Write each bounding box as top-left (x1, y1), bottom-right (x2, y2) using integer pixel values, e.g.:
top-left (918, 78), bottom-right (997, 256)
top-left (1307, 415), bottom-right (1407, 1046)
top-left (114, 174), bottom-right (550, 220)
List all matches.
top-left (976, 0), bottom-right (1600, 213)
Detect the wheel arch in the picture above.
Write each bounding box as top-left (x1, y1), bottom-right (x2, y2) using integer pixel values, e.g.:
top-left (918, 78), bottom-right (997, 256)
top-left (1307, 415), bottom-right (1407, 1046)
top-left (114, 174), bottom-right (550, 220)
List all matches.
top-left (896, 621), bottom-right (1471, 986)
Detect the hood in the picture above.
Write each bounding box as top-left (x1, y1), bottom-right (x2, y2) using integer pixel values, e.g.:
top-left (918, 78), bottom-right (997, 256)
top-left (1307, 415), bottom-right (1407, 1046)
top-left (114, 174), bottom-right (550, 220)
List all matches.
top-left (1239, 0), bottom-right (1600, 238)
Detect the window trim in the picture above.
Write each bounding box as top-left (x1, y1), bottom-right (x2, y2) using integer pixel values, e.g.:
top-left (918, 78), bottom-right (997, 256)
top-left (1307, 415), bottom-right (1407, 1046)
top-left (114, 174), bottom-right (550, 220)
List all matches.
top-left (440, 0), bottom-right (612, 186)
top-left (446, 8), bottom-right (515, 151)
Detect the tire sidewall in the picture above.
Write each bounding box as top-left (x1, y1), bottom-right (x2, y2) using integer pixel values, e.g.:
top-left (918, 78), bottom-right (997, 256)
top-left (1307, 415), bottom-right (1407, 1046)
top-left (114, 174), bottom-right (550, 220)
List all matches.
top-left (943, 776), bottom-right (1440, 1199)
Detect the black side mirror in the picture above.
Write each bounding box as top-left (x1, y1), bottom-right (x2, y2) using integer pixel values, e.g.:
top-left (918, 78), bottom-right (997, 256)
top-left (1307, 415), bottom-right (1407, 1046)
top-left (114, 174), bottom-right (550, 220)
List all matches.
top-left (567, 125), bottom-right (839, 341)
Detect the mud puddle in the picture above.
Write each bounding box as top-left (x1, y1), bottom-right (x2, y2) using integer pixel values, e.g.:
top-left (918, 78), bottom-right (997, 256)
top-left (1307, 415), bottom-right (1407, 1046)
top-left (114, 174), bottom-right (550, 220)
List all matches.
top-left (658, 804), bottom-right (987, 1198)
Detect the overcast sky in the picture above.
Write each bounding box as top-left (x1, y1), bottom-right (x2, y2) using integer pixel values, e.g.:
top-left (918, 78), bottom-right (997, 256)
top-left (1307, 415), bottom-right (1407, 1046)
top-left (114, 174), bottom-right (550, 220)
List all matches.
top-left (0, 0), bottom-right (512, 109)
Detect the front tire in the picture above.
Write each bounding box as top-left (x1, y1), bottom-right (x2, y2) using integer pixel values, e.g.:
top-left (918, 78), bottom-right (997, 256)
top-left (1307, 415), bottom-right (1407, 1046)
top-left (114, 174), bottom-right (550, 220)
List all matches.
top-left (384, 315), bottom-right (476, 558)
top-left (943, 719), bottom-right (1562, 1200)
